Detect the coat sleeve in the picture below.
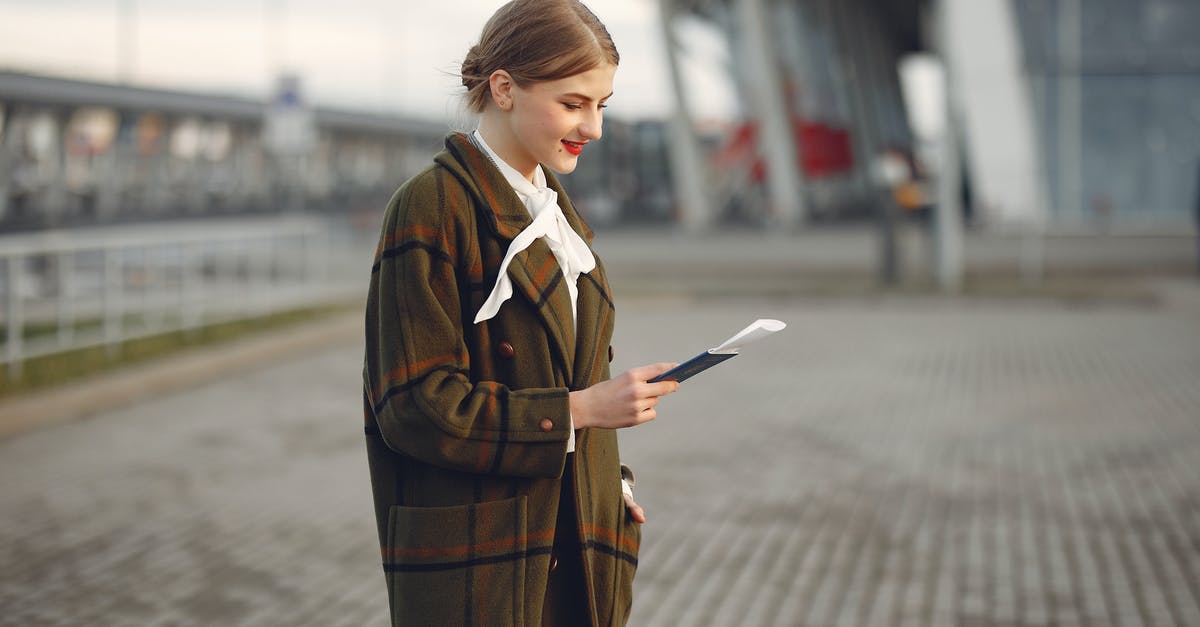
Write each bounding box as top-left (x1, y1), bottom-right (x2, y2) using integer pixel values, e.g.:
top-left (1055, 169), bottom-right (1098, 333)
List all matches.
top-left (364, 173), bottom-right (570, 479)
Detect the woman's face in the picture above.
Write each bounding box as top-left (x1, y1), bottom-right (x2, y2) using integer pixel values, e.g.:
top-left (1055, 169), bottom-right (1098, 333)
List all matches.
top-left (497, 64), bottom-right (616, 180)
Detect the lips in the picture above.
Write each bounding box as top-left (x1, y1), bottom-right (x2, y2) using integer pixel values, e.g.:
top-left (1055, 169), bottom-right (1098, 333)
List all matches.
top-left (561, 140), bottom-right (584, 156)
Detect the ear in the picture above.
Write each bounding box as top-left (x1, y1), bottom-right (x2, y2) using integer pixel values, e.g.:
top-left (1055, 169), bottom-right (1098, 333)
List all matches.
top-left (488, 70), bottom-right (515, 111)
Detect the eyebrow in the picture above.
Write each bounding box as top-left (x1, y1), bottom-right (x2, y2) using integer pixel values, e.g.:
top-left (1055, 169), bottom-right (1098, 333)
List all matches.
top-left (561, 91), bottom-right (614, 102)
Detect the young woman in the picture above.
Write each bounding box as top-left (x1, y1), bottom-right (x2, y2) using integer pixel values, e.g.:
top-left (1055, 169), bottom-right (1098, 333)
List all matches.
top-left (362, 2), bottom-right (679, 625)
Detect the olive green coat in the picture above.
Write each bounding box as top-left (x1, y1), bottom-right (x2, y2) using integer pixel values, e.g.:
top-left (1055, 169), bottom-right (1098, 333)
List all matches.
top-left (363, 132), bottom-right (639, 626)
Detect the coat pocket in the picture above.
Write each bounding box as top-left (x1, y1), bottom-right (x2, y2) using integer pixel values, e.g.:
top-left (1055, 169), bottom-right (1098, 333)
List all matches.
top-left (384, 495), bottom-right (532, 627)
top-left (613, 506), bottom-right (642, 622)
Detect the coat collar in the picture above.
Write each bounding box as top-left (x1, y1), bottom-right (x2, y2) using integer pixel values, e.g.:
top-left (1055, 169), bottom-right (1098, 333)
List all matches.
top-left (437, 132), bottom-right (611, 385)
top-left (436, 132), bottom-right (595, 245)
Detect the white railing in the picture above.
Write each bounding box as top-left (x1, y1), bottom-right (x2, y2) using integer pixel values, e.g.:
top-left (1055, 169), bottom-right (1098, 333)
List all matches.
top-left (0, 217), bottom-right (360, 380)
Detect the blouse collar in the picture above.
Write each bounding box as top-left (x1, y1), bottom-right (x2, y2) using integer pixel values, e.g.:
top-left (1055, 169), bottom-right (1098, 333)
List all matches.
top-left (472, 129), bottom-right (548, 205)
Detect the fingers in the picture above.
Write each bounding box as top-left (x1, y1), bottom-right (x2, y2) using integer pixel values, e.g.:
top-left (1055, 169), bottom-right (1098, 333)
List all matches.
top-left (629, 390), bottom-right (663, 424)
top-left (623, 492), bottom-right (646, 524)
top-left (632, 363), bottom-right (681, 396)
top-left (639, 362), bottom-right (680, 378)
top-left (647, 379), bottom-right (679, 397)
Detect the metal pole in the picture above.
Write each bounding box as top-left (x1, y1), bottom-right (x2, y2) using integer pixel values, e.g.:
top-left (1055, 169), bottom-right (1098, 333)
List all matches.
top-left (856, 1), bottom-right (902, 285)
top-left (657, 0), bottom-right (713, 232)
top-left (1194, 159), bottom-right (1199, 276)
top-left (1057, 0), bottom-right (1083, 225)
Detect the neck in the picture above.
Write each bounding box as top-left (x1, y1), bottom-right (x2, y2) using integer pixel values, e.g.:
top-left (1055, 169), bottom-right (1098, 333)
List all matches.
top-left (477, 113), bottom-right (537, 184)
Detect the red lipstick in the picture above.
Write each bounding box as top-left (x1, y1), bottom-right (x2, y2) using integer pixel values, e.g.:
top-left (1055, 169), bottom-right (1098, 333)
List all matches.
top-left (561, 140), bottom-right (584, 156)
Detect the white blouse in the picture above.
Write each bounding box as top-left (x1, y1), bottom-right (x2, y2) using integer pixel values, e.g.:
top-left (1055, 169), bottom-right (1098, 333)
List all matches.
top-left (471, 130), bottom-right (595, 452)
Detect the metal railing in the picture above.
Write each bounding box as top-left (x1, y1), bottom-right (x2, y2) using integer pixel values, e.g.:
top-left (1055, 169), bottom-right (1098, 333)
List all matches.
top-left (0, 217), bottom-right (354, 380)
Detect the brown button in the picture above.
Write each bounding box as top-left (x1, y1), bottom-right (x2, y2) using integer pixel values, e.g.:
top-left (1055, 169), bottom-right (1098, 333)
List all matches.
top-left (549, 555), bottom-right (559, 573)
top-left (496, 341), bottom-right (515, 359)
top-left (608, 345), bottom-right (615, 363)
top-left (540, 418), bottom-right (554, 432)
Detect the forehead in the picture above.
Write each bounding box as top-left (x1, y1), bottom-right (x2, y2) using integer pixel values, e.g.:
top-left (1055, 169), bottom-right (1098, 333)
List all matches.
top-left (529, 64), bottom-right (616, 98)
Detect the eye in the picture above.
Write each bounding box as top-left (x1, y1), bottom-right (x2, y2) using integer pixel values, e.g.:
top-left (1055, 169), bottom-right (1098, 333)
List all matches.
top-left (563, 103), bottom-right (582, 111)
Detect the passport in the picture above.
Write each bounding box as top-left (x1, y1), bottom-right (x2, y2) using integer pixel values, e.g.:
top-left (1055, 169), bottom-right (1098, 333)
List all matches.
top-left (648, 319), bottom-right (786, 384)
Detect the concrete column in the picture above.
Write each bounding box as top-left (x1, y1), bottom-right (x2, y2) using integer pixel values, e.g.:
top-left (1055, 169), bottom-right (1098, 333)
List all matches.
top-left (657, 0), bottom-right (713, 232)
top-left (940, 0), bottom-right (1048, 228)
top-left (931, 0), bottom-right (964, 291)
top-left (735, 0), bottom-right (806, 229)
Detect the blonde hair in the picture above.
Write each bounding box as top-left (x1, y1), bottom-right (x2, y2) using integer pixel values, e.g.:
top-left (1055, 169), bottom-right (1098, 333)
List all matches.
top-left (460, 0), bottom-right (619, 113)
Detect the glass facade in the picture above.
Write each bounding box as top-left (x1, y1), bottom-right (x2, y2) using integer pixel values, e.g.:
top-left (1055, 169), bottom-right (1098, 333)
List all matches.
top-left (1014, 0), bottom-right (1200, 225)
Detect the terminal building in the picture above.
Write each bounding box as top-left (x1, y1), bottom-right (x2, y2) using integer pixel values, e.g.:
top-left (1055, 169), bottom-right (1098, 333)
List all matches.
top-left (1, 0), bottom-right (1198, 235)
top-left (657, 0), bottom-right (1199, 231)
top-left (0, 71), bottom-right (447, 233)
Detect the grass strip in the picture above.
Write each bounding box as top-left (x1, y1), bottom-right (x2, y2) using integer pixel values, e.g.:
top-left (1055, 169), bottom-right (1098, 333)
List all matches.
top-left (0, 304), bottom-right (354, 399)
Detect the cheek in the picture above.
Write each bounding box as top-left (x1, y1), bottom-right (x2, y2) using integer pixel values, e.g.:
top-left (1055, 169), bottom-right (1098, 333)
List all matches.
top-left (535, 108), bottom-right (559, 133)
top-left (519, 108), bottom-right (553, 137)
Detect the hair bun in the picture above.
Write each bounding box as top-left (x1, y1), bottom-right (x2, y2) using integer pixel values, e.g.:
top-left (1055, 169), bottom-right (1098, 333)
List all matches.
top-left (461, 45), bottom-right (482, 88)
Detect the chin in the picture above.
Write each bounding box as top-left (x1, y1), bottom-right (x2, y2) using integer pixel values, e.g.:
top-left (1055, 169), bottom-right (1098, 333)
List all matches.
top-left (545, 158), bottom-right (579, 175)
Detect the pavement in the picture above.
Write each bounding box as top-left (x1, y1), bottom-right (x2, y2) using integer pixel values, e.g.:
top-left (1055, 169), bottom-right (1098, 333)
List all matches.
top-left (1, 229), bottom-right (1200, 626)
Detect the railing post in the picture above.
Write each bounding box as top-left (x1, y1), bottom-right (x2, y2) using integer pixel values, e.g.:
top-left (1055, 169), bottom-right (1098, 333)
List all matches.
top-left (312, 223), bottom-right (328, 302)
top-left (257, 235), bottom-right (275, 315)
top-left (182, 240), bottom-right (201, 333)
top-left (103, 245), bottom-right (123, 359)
top-left (57, 250), bottom-right (75, 347)
top-left (0, 218), bottom-right (343, 371)
top-left (145, 245), bottom-right (164, 333)
top-left (5, 254), bottom-right (25, 381)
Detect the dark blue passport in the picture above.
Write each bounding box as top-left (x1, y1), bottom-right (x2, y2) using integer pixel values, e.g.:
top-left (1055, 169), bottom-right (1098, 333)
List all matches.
top-left (644, 319), bottom-right (786, 384)
top-left (647, 351), bottom-right (738, 383)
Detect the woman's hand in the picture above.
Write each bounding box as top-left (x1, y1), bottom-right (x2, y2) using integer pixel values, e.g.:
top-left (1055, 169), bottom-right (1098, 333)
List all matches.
top-left (570, 363), bottom-right (680, 430)
top-left (623, 491), bottom-right (646, 524)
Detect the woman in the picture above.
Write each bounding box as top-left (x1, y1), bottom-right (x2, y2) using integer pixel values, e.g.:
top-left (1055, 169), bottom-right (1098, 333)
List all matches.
top-left (362, 1), bottom-right (678, 625)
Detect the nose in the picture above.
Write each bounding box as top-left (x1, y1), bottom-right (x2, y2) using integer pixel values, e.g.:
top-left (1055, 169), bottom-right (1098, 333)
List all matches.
top-left (579, 107), bottom-right (603, 141)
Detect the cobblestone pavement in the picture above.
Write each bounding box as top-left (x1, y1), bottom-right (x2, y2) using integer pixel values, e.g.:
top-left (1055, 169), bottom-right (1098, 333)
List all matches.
top-left (2, 284), bottom-right (1199, 626)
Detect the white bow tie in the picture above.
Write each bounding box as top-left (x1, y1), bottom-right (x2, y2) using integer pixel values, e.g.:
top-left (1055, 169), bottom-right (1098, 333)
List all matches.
top-left (474, 187), bottom-right (596, 324)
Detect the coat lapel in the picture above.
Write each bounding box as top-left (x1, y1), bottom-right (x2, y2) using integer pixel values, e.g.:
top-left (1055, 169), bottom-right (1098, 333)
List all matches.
top-left (570, 260), bottom-right (610, 388)
top-left (543, 175), bottom-right (614, 389)
top-left (438, 133), bottom-right (578, 376)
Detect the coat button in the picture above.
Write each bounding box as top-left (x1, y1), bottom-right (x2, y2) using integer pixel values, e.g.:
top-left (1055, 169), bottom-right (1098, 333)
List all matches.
top-left (540, 418), bottom-right (554, 432)
top-left (496, 341), bottom-right (515, 359)
top-left (608, 345), bottom-right (615, 363)
top-left (549, 555), bottom-right (559, 573)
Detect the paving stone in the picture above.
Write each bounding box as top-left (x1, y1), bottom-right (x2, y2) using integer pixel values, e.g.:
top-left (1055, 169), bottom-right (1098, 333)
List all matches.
top-left (2, 288), bottom-right (1199, 626)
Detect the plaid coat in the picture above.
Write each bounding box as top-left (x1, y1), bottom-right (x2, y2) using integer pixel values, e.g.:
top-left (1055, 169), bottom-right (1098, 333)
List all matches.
top-left (363, 132), bottom-right (639, 626)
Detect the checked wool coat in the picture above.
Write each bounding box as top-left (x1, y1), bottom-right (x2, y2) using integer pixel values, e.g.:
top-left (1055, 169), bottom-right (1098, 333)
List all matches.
top-left (363, 132), bottom-right (640, 626)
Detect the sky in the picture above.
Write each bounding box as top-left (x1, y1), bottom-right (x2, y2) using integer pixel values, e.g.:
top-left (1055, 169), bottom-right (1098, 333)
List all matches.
top-left (0, 0), bottom-right (739, 123)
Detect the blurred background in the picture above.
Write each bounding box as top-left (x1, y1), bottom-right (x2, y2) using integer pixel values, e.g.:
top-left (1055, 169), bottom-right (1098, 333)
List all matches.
top-left (1, 1), bottom-right (1199, 626)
